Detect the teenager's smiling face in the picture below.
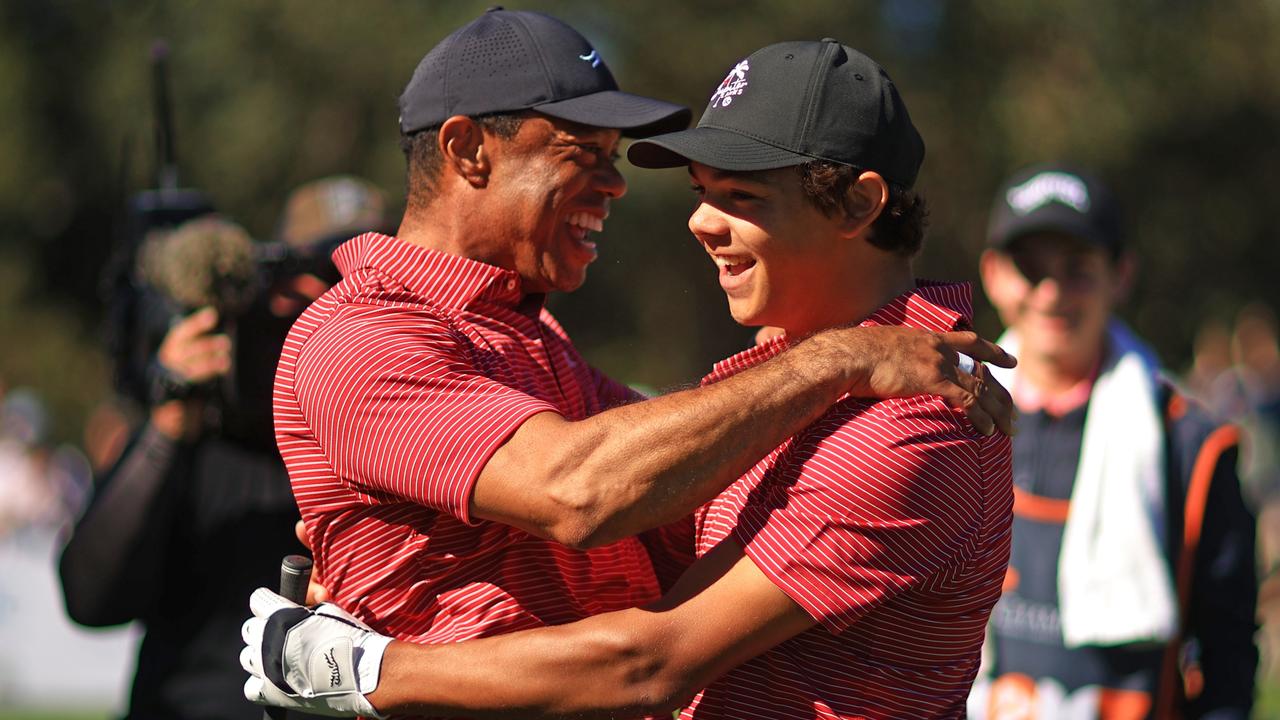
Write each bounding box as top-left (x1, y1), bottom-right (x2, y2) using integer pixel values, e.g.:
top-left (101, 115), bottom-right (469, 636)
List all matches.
top-left (686, 162), bottom-right (852, 335)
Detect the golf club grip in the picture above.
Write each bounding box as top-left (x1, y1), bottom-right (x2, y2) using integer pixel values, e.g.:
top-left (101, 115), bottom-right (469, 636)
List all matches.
top-left (265, 554), bottom-right (313, 720)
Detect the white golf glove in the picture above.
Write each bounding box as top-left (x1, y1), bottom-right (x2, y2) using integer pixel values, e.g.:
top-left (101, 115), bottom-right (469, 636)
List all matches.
top-left (240, 587), bottom-right (392, 718)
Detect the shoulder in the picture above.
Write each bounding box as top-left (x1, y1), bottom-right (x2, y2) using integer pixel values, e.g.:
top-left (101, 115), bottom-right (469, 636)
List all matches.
top-left (1162, 382), bottom-right (1240, 460)
top-left (290, 300), bottom-right (477, 398)
top-left (829, 394), bottom-right (984, 459)
top-left (779, 396), bottom-right (987, 509)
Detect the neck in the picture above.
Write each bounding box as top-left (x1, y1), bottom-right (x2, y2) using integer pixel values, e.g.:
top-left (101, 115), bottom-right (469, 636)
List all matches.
top-left (784, 257), bottom-right (916, 337)
top-left (1016, 342), bottom-right (1106, 398)
top-left (396, 198), bottom-right (513, 269)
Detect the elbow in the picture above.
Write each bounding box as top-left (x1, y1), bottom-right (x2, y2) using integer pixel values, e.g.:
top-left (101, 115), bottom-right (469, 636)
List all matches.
top-left (539, 469), bottom-right (617, 551)
top-left (585, 625), bottom-right (700, 717)
top-left (58, 557), bottom-right (125, 628)
top-left (629, 674), bottom-right (699, 717)
top-left (542, 506), bottom-right (607, 551)
top-left (543, 493), bottom-right (635, 551)
top-left (60, 583), bottom-right (117, 628)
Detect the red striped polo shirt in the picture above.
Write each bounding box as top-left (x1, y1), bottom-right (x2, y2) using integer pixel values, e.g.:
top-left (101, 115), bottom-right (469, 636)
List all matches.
top-left (684, 283), bottom-right (1013, 720)
top-left (274, 232), bottom-right (663, 643)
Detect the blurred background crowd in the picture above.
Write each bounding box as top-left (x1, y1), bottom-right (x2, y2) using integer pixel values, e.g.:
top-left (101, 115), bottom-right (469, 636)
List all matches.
top-left (0, 0), bottom-right (1278, 717)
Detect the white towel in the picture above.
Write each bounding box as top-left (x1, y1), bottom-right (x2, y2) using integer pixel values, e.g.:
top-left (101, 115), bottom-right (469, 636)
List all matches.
top-left (990, 320), bottom-right (1177, 647)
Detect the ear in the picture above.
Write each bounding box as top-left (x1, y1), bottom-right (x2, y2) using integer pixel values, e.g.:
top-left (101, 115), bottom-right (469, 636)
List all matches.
top-left (838, 171), bottom-right (889, 238)
top-left (979, 248), bottom-right (1025, 319)
top-left (439, 115), bottom-right (491, 188)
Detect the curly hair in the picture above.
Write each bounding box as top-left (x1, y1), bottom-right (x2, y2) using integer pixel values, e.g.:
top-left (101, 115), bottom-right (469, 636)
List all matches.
top-left (400, 113), bottom-right (527, 209)
top-left (795, 160), bottom-right (929, 257)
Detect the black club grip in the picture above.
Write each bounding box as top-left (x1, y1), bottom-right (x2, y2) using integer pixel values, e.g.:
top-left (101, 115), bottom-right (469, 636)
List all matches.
top-left (265, 554), bottom-right (313, 720)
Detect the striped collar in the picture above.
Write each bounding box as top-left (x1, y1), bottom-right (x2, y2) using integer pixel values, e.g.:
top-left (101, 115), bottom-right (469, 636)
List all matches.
top-left (332, 232), bottom-right (531, 310)
top-left (706, 281), bottom-right (973, 382)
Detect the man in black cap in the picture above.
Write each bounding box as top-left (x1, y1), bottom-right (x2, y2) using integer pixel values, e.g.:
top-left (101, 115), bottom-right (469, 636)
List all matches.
top-left (243, 37), bottom-right (1013, 720)
top-left (965, 165), bottom-right (1257, 719)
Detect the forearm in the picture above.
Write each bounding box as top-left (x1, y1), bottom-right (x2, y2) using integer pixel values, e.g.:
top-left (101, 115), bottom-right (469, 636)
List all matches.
top-left (515, 328), bottom-right (864, 547)
top-left (59, 421), bottom-right (181, 625)
top-left (371, 609), bottom-right (688, 719)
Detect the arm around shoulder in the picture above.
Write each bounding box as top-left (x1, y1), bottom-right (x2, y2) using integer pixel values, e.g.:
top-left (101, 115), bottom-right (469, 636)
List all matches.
top-left (472, 324), bottom-right (1016, 549)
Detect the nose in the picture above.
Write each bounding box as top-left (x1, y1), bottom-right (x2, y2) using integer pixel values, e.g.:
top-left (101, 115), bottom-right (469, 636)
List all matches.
top-left (595, 159), bottom-right (627, 199)
top-left (1030, 275), bottom-right (1063, 305)
top-left (688, 202), bottom-right (730, 247)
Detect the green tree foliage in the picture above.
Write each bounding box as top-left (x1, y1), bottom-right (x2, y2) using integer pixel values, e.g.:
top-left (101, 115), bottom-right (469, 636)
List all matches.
top-left (0, 0), bottom-right (1276, 440)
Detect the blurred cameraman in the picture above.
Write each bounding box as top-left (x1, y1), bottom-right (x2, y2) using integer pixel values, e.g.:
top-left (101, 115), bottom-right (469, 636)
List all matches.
top-left (59, 177), bottom-right (388, 720)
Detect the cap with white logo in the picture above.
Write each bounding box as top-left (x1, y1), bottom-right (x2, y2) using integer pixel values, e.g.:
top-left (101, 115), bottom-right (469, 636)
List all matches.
top-left (628, 39), bottom-right (925, 189)
top-left (398, 7), bottom-right (690, 138)
top-left (987, 164), bottom-right (1123, 256)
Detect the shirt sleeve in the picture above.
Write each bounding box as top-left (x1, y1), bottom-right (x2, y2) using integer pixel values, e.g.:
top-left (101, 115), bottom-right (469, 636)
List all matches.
top-left (59, 423), bottom-right (183, 626)
top-left (292, 304), bottom-right (559, 524)
top-left (732, 395), bottom-right (987, 634)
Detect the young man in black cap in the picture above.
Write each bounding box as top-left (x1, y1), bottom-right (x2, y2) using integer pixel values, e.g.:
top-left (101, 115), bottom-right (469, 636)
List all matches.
top-left (967, 165), bottom-right (1257, 719)
top-left (243, 38), bottom-right (1013, 720)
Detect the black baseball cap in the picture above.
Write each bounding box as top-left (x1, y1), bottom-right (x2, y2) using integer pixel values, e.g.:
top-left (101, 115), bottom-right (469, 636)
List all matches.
top-left (398, 7), bottom-right (690, 138)
top-left (628, 39), bottom-right (925, 188)
top-left (987, 164), bottom-right (1123, 256)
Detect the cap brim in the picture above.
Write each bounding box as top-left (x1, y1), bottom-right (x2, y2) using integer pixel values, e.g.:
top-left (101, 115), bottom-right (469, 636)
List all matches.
top-left (535, 91), bottom-right (691, 138)
top-left (627, 126), bottom-right (811, 171)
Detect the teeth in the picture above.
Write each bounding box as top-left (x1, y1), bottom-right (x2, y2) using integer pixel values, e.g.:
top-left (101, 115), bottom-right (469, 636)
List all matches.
top-left (712, 255), bottom-right (752, 269)
top-left (567, 212), bottom-right (604, 233)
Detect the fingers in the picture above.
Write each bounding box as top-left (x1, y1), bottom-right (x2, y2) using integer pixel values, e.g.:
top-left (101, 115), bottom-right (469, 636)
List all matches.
top-left (240, 643), bottom-right (260, 675)
top-left (294, 520), bottom-right (310, 550)
top-left (949, 371), bottom-right (996, 437)
top-left (242, 615), bottom-right (265, 645)
top-left (940, 362), bottom-right (1017, 437)
top-left (975, 364), bottom-right (1017, 437)
top-left (158, 307), bottom-right (232, 383)
top-left (170, 306), bottom-right (220, 340)
top-left (251, 586), bottom-right (300, 617)
top-left (244, 675), bottom-right (265, 703)
top-left (938, 331), bottom-right (1016, 369)
top-left (308, 579), bottom-right (330, 605)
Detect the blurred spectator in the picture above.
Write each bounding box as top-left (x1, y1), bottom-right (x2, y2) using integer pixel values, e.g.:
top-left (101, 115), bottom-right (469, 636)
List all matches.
top-left (0, 387), bottom-right (56, 537)
top-left (968, 164), bottom-right (1257, 719)
top-left (59, 178), bottom-right (386, 720)
top-left (1231, 304), bottom-right (1280, 503)
top-left (1186, 319), bottom-right (1244, 422)
top-left (0, 384), bottom-right (139, 714)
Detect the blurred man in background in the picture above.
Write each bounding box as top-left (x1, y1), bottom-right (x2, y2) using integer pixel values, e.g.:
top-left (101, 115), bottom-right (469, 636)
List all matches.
top-left (968, 164), bottom-right (1257, 719)
top-left (58, 176), bottom-right (387, 720)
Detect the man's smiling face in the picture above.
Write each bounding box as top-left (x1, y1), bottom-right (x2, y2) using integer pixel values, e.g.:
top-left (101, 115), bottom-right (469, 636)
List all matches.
top-left (485, 115), bottom-right (626, 294)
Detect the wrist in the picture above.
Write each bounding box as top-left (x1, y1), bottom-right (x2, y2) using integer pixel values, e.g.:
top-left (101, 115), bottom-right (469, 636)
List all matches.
top-left (793, 326), bottom-right (872, 396)
top-left (364, 640), bottom-right (404, 714)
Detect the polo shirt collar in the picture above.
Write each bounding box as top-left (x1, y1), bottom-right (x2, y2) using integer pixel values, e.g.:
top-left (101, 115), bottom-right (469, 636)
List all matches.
top-left (333, 232), bottom-right (529, 310)
top-left (706, 281), bottom-right (974, 382)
